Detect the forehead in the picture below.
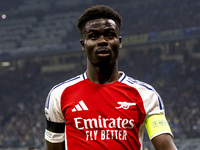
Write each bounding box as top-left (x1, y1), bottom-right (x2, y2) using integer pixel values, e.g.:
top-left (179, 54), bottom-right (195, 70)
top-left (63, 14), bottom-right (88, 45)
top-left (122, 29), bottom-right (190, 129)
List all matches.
top-left (84, 18), bottom-right (118, 32)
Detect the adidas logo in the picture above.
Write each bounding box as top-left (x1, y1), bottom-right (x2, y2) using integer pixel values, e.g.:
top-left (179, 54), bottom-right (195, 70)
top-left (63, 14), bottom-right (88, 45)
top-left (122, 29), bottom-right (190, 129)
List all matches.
top-left (72, 100), bottom-right (89, 112)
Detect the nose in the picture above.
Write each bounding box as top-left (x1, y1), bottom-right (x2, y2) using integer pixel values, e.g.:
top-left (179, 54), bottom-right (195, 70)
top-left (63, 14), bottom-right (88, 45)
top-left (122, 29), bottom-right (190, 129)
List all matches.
top-left (97, 36), bottom-right (108, 46)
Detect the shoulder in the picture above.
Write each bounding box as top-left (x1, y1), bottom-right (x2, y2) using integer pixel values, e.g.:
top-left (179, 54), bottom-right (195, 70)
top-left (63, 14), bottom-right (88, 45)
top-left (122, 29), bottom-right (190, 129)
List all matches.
top-left (45, 73), bottom-right (85, 109)
top-left (122, 74), bottom-right (156, 94)
top-left (121, 73), bottom-right (164, 114)
top-left (51, 73), bottom-right (85, 95)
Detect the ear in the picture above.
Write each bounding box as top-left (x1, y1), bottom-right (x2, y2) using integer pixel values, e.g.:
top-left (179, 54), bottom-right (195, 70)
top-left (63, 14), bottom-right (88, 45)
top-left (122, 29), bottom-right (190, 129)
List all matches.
top-left (80, 39), bottom-right (86, 52)
top-left (119, 36), bottom-right (122, 49)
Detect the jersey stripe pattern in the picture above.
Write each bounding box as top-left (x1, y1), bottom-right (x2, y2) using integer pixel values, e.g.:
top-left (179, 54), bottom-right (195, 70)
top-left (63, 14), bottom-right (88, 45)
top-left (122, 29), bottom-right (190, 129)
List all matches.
top-left (45, 72), bottom-right (165, 150)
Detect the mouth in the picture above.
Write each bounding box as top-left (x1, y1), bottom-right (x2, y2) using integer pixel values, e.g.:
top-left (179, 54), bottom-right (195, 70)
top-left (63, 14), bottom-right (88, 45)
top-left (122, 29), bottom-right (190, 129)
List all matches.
top-left (96, 48), bottom-right (111, 57)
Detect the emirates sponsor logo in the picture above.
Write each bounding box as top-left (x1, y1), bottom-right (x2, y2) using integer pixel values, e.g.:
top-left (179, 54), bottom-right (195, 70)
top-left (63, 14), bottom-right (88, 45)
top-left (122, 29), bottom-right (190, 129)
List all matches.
top-left (74, 115), bottom-right (134, 141)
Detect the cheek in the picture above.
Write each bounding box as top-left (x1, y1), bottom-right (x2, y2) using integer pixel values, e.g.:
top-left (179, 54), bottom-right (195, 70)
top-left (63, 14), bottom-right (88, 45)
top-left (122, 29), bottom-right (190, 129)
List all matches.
top-left (111, 42), bottom-right (121, 58)
top-left (85, 41), bottom-right (96, 50)
top-left (84, 41), bottom-right (96, 58)
top-left (111, 40), bottom-right (121, 51)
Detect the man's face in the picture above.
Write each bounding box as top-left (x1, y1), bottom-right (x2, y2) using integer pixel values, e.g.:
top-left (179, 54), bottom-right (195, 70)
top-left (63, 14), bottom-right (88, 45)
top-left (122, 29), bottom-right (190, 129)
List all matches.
top-left (80, 18), bottom-right (122, 66)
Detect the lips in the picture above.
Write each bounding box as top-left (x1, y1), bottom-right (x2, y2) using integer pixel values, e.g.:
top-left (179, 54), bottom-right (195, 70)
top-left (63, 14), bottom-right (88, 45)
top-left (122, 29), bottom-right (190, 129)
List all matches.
top-left (96, 48), bottom-right (111, 57)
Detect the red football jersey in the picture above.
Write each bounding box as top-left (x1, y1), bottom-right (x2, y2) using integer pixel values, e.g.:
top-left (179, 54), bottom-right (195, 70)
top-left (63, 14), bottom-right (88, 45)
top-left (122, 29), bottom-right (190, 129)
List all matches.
top-left (45, 72), bottom-right (166, 150)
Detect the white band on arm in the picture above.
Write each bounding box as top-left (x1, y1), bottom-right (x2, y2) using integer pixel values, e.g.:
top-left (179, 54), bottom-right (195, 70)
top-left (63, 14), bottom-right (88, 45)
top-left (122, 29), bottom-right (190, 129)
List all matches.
top-left (45, 129), bottom-right (65, 143)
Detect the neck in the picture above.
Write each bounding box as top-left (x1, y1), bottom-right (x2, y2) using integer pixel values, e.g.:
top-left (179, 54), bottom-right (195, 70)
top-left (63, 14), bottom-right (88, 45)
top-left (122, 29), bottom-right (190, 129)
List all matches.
top-left (86, 61), bottom-right (120, 84)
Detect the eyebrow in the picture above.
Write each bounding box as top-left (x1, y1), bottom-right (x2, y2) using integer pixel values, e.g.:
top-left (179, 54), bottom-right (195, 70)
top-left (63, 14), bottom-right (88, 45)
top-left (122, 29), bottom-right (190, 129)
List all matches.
top-left (86, 27), bottom-right (117, 34)
top-left (86, 29), bottom-right (98, 34)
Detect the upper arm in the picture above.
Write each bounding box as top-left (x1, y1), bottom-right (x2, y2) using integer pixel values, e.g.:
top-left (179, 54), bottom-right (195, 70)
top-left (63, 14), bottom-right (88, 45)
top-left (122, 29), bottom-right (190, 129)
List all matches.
top-left (44, 88), bottom-right (66, 145)
top-left (46, 140), bottom-right (65, 150)
top-left (145, 114), bottom-right (173, 140)
top-left (138, 84), bottom-right (177, 149)
top-left (151, 134), bottom-right (177, 150)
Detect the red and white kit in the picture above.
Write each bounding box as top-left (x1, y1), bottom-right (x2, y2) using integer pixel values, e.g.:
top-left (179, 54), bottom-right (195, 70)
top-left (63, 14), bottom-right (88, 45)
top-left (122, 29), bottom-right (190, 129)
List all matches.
top-left (45, 72), bottom-right (170, 150)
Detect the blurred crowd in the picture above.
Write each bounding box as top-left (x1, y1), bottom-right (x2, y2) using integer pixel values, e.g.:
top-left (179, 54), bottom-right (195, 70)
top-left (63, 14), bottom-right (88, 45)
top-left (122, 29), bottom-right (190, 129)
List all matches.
top-left (1, 0), bottom-right (200, 50)
top-left (0, 0), bottom-right (200, 148)
top-left (118, 0), bottom-right (200, 35)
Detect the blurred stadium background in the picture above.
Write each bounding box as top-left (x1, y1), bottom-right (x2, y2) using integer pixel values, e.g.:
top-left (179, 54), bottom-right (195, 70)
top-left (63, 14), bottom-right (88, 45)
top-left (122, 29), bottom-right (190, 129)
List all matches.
top-left (0, 0), bottom-right (200, 149)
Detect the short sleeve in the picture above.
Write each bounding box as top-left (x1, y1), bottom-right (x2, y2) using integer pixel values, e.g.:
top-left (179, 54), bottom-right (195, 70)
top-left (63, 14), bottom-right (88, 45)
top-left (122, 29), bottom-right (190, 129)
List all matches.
top-left (134, 82), bottom-right (173, 139)
top-left (44, 87), bottom-right (66, 143)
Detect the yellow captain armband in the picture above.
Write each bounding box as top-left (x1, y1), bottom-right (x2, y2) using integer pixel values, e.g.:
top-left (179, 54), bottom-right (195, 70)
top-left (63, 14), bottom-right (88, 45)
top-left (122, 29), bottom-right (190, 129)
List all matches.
top-left (145, 114), bottom-right (173, 140)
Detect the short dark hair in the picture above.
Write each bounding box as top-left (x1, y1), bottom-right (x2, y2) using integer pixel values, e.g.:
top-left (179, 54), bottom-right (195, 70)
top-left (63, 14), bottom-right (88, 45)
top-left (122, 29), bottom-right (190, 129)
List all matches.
top-left (77, 5), bottom-right (122, 34)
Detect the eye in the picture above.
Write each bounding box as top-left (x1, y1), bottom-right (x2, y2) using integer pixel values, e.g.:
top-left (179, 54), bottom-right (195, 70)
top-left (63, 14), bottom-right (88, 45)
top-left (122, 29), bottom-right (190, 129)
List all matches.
top-left (106, 32), bottom-right (115, 39)
top-left (88, 34), bottom-right (98, 40)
